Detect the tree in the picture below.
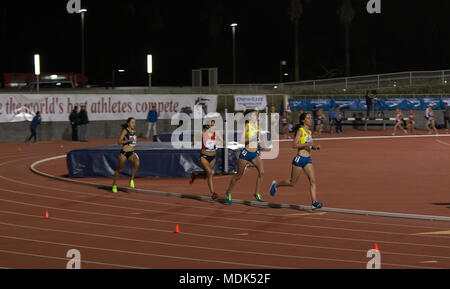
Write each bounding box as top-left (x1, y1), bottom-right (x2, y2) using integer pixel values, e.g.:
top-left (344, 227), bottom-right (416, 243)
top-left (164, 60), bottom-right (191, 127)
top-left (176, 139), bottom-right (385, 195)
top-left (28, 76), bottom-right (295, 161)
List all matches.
top-left (337, 0), bottom-right (355, 77)
top-left (288, 0), bottom-right (311, 81)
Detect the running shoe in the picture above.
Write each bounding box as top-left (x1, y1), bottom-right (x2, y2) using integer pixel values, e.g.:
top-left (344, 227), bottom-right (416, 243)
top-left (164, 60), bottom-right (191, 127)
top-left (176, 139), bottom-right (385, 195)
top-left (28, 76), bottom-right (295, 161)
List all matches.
top-left (189, 172), bottom-right (196, 184)
top-left (130, 179), bottom-right (135, 188)
top-left (269, 180), bottom-right (277, 197)
top-left (226, 191), bottom-right (232, 205)
top-left (312, 201), bottom-right (323, 210)
top-left (210, 192), bottom-right (219, 200)
top-left (254, 193), bottom-right (263, 202)
top-left (112, 185), bottom-right (118, 193)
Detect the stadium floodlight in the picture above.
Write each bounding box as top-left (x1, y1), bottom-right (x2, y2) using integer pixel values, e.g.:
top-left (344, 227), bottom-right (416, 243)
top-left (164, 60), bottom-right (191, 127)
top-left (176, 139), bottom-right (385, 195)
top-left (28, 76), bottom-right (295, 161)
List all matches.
top-left (34, 54), bottom-right (40, 75)
top-left (80, 9), bottom-right (87, 87)
top-left (34, 54), bottom-right (40, 93)
top-left (231, 24), bottom-right (238, 83)
top-left (147, 54), bottom-right (152, 74)
top-left (147, 54), bottom-right (152, 92)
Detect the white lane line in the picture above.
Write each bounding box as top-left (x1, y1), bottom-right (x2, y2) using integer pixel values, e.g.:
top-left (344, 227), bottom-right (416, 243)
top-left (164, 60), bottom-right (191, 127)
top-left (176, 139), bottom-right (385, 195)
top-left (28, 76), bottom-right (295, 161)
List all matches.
top-left (1, 200), bottom-right (450, 255)
top-left (436, 139), bottom-right (450, 146)
top-left (277, 134), bottom-right (450, 141)
top-left (1, 167), bottom-right (448, 231)
top-left (0, 234), bottom-right (292, 269)
top-left (29, 155), bottom-right (450, 222)
top-left (0, 249), bottom-right (146, 269)
top-left (1, 209), bottom-right (450, 262)
top-left (2, 187), bottom-right (449, 239)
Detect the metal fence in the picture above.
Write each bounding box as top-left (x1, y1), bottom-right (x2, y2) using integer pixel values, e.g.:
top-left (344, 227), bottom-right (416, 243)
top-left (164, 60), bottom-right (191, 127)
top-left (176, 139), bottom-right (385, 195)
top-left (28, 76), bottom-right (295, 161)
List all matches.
top-left (217, 69), bottom-right (450, 93)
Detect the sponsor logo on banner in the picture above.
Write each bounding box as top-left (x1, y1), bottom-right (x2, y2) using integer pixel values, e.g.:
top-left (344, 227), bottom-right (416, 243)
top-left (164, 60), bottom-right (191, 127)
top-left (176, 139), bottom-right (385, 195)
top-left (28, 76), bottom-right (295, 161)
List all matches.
top-left (382, 98), bottom-right (404, 108)
top-left (287, 99), bottom-right (305, 111)
top-left (0, 94), bottom-right (217, 122)
top-left (422, 98), bottom-right (442, 109)
top-left (234, 95), bottom-right (267, 111)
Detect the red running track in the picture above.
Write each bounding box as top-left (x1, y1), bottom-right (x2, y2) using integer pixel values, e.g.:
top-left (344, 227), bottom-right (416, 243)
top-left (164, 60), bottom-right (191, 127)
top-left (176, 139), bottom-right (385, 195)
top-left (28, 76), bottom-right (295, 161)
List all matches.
top-left (0, 129), bottom-right (449, 269)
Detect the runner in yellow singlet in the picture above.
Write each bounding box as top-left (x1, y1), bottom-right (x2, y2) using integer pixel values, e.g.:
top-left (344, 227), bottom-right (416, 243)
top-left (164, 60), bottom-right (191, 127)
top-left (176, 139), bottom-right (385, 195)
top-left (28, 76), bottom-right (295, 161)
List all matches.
top-left (225, 109), bottom-right (264, 204)
top-left (269, 112), bottom-right (323, 209)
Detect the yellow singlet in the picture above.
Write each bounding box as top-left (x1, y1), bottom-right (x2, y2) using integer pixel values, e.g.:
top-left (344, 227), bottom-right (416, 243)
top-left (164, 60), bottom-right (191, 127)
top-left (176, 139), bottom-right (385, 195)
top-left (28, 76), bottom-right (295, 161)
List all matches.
top-left (247, 122), bottom-right (259, 139)
top-left (246, 122), bottom-right (259, 149)
top-left (298, 127), bottom-right (313, 144)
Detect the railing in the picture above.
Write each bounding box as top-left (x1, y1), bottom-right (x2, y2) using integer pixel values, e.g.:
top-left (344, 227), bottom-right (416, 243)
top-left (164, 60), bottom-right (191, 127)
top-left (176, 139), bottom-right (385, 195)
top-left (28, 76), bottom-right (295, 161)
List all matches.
top-left (218, 69), bottom-right (450, 92)
top-left (2, 69), bottom-right (450, 94)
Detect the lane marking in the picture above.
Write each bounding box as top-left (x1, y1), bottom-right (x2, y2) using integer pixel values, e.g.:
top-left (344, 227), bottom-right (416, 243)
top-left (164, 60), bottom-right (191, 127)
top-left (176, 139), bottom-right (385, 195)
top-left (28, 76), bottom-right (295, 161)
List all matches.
top-left (415, 230), bottom-right (450, 235)
top-left (2, 170), bottom-right (448, 231)
top-left (436, 139), bottom-right (450, 146)
top-left (0, 233), bottom-right (293, 269)
top-left (3, 187), bottom-right (450, 238)
top-left (0, 223), bottom-right (440, 269)
top-left (0, 249), bottom-right (145, 269)
top-left (288, 212), bottom-right (326, 216)
top-left (420, 260), bottom-right (438, 264)
top-left (234, 233), bottom-right (249, 236)
top-left (2, 204), bottom-right (450, 256)
top-left (29, 156), bottom-right (450, 222)
top-left (278, 134), bottom-right (450, 142)
top-left (1, 208), bottom-right (450, 266)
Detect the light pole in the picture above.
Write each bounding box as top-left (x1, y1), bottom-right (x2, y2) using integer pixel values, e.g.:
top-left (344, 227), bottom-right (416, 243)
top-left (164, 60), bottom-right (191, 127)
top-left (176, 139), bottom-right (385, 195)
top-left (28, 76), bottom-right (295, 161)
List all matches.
top-left (147, 54), bottom-right (153, 93)
top-left (79, 9), bottom-right (87, 87)
top-left (34, 54), bottom-right (40, 93)
top-left (280, 60), bottom-right (287, 83)
top-left (231, 23), bottom-right (238, 84)
top-left (112, 69), bottom-right (125, 88)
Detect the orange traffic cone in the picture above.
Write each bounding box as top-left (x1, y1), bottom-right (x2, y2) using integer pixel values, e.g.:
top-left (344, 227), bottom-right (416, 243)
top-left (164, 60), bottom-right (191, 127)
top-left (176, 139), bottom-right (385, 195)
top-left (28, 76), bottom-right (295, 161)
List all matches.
top-left (374, 243), bottom-right (379, 251)
top-left (60, 144), bottom-right (64, 149)
top-left (44, 210), bottom-right (49, 219)
top-left (174, 224), bottom-right (180, 233)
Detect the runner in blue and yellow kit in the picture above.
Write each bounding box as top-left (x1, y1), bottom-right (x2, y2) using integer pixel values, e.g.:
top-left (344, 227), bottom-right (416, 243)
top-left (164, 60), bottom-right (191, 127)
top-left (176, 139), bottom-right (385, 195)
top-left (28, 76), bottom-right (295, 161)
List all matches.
top-left (269, 112), bottom-right (323, 209)
top-left (225, 109), bottom-right (264, 204)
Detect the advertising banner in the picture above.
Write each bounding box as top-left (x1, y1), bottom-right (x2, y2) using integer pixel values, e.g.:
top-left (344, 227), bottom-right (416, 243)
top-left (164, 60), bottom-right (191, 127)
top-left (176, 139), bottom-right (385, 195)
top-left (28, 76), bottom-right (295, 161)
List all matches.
top-left (0, 94), bottom-right (218, 122)
top-left (234, 95), bottom-right (267, 111)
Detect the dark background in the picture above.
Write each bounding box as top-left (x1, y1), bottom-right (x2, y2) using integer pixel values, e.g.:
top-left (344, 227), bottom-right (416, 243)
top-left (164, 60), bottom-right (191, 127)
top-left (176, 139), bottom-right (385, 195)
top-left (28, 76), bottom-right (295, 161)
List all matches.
top-left (1, 0), bottom-right (449, 86)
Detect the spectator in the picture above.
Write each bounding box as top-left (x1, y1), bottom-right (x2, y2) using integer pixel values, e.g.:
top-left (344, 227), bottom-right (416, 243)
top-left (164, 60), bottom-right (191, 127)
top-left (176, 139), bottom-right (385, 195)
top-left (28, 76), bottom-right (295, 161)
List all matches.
top-left (26, 111), bottom-right (42, 144)
top-left (407, 109), bottom-right (416, 135)
top-left (78, 104), bottom-right (89, 142)
top-left (145, 104), bottom-right (158, 140)
top-left (425, 105), bottom-right (438, 135)
top-left (392, 108), bottom-right (407, 136)
top-left (281, 111), bottom-right (291, 139)
top-left (443, 103), bottom-right (449, 133)
top-left (335, 106), bottom-right (344, 134)
top-left (328, 105), bottom-right (337, 134)
top-left (69, 106), bottom-right (79, 142)
top-left (270, 106), bottom-right (279, 133)
top-left (288, 111), bottom-right (294, 133)
top-left (181, 106), bottom-right (193, 116)
top-left (365, 90), bottom-right (373, 118)
top-left (316, 108), bottom-right (326, 136)
top-left (312, 106), bottom-right (318, 133)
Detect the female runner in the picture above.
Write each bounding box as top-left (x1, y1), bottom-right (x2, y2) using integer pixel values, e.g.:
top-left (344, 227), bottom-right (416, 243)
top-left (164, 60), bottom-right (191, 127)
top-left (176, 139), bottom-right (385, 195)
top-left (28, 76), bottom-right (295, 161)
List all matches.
top-left (112, 117), bottom-right (140, 193)
top-left (392, 108), bottom-right (407, 135)
top-left (269, 112), bottom-right (323, 209)
top-left (190, 120), bottom-right (223, 200)
top-left (225, 109), bottom-right (264, 204)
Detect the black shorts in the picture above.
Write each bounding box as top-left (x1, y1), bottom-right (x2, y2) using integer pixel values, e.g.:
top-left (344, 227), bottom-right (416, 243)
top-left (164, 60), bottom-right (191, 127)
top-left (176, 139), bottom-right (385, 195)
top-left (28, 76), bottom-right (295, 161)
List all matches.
top-left (200, 153), bottom-right (216, 163)
top-left (120, 150), bottom-right (136, 159)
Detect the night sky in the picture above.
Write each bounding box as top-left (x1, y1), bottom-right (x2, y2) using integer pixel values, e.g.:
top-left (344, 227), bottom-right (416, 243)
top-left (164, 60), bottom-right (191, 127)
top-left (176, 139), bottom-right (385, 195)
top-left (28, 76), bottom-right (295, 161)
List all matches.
top-left (1, 0), bottom-right (450, 86)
